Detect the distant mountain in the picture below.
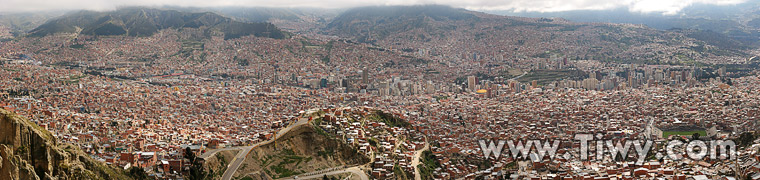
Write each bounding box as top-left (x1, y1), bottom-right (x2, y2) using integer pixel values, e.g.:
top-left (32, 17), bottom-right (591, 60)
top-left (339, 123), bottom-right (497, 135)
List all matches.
top-left (209, 7), bottom-right (341, 33)
top-left (28, 7), bottom-right (289, 39)
top-left (209, 7), bottom-right (305, 22)
top-left (0, 11), bottom-right (64, 37)
top-left (326, 5), bottom-right (479, 43)
top-left (487, 1), bottom-right (760, 47)
top-left (326, 5), bottom-right (750, 64)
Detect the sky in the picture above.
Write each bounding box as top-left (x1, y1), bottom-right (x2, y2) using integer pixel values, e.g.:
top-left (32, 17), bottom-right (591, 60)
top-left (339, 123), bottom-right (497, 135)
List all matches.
top-left (0, 0), bottom-right (749, 15)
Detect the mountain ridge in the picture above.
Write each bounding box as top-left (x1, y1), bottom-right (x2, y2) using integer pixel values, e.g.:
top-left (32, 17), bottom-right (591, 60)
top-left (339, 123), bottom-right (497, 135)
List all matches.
top-left (28, 7), bottom-right (289, 40)
top-left (326, 5), bottom-right (478, 43)
top-left (324, 5), bottom-right (750, 64)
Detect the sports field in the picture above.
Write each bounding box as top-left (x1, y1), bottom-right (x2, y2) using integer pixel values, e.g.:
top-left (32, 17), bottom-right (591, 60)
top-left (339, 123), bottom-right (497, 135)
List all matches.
top-left (662, 130), bottom-right (706, 138)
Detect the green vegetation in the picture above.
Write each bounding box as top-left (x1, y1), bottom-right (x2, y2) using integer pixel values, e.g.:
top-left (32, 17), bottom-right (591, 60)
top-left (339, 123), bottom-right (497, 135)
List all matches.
top-left (185, 147), bottom-right (210, 180)
top-left (88, 23), bottom-right (127, 36)
top-left (28, 7), bottom-right (288, 39)
top-left (417, 150), bottom-right (440, 180)
top-left (314, 126), bottom-right (331, 138)
top-left (177, 40), bottom-right (204, 59)
top-left (368, 137), bottom-right (379, 147)
top-left (433, 95), bottom-right (449, 101)
top-left (662, 130), bottom-right (706, 138)
top-left (685, 30), bottom-right (747, 51)
top-left (259, 148), bottom-right (313, 178)
top-left (16, 145), bottom-right (26, 155)
top-left (371, 110), bottom-right (411, 128)
top-left (736, 132), bottom-right (759, 147)
top-left (394, 164), bottom-right (411, 180)
top-left (0, 110), bottom-right (133, 179)
top-left (70, 44), bottom-right (86, 49)
top-left (269, 164), bottom-right (297, 178)
top-left (516, 69), bottom-right (588, 85)
top-left (328, 5), bottom-right (478, 43)
top-left (317, 148), bottom-right (334, 159)
top-left (234, 56), bottom-right (249, 66)
top-left (367, 47), bottom-right (386, 51)
top-left (216, 153), bottom-right (229, 167)
top-left (321, 56), bottom-right (330, 64)
top-left (127, 167), bottom-right (149, 180)
top-left (312, 119), bottom-right (334, 139)
top-left (311, 117), bottom-right (323, 126)
top-left (424, 69), bottom-right (441, 74)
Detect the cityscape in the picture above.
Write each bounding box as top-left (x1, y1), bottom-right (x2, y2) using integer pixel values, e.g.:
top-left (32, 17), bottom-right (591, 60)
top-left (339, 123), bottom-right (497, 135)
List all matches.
top-left (1, 1), bottom-right (760, 180)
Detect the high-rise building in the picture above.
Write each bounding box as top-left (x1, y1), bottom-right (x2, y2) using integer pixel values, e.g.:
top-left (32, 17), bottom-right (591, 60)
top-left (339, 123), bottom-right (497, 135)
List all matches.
top-left (583, 78), bottom-right (599, 90)
top-left (467, 76), bottom-right (477, 92)
top-left (628, 73), bottom-right (635, 88)
top-left (361, 68), bottom-right (369, 84)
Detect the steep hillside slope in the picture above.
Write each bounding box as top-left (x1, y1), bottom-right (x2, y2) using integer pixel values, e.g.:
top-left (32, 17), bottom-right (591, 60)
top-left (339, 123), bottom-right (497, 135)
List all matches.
top-left (28, 7), bottom-right (288, 40)
top-left (326, 5), bottom-right (477, 43)
top-left (326, 5), bottom-right (751, 64)
top-left (233, 124), bottom-right (369, 179)
top-left (0, 109), bottom-right (132, 180)
top-left (203, 149), bottom-right (239, 180)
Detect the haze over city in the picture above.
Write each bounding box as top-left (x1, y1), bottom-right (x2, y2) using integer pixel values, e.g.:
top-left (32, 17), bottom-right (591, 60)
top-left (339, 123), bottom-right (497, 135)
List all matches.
top-left (0, 0), bottom-right (749, 14)
top-left (1, 0), bottom-right (760, 180)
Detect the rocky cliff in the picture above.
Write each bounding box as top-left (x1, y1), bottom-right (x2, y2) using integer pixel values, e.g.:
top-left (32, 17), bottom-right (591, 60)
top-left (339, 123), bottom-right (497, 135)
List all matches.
top-left (0, 109), bottom-right (132, 180)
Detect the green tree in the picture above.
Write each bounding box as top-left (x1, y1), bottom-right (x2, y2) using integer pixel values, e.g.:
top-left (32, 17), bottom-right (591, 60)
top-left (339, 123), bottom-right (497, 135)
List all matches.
top-left (184, 147), bottom-right (209, 180)
top-left (127, 167), bottom-right (149, 180)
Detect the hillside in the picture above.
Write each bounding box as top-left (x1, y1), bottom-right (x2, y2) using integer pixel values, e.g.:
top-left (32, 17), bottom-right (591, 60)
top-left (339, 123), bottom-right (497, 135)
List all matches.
top-left (0, 12), bottom-right (64, 38)
top-left (213, 7), bottom-right (340, 33)
top-left (492, 1), bottom-right (760, 47)
top-left (233, 124), bottom-right (369, 179)
top-left (326, 5), bottom-right (478, 43)
top-left (203, 149), bottom-right (239, 180)
top-left (326, 5), bottom-right (751, 64)
top-left (28, 7), bottom-right (289, 40)
top-left (0, 109), bottom-right (132, 180)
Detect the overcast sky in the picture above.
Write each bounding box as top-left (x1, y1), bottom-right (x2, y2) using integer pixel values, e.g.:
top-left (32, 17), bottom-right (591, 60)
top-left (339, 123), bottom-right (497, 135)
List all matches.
top-left (0, 0), bottom-right (749, 14)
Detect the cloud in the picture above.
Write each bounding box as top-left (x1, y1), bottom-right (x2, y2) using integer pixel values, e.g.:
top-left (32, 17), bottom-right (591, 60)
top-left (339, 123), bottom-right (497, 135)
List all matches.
top-left (0, 0), bottom-right (749, 14)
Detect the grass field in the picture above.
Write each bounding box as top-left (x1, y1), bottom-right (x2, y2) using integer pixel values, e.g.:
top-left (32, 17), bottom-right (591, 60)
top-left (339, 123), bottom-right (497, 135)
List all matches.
top-left (662, 130), bottom-right (706, 138)
top-left (516, 69), bottom-right (587, 85)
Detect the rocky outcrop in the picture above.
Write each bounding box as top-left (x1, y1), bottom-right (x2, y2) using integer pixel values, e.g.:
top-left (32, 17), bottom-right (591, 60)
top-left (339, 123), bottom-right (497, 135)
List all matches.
top-left (0, 109), bottom-right (132, 180)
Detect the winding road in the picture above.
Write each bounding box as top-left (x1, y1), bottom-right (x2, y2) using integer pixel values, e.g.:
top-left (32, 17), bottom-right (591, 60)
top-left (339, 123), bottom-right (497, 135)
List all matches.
top-left (220, 109), bottom-right (317, 180)
top-left (280, 166), bottom-right (368, 180)
top-left (510, 71), bottom-right (528, 81)
top-left (200, 146), bottom-right (245, 159)
top-left (284, 136), bottom-right (428, 180)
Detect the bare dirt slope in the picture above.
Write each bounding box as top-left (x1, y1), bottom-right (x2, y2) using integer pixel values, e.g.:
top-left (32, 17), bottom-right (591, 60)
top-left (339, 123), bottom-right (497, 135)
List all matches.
top-left (233, 124), bottom-right (369, 179)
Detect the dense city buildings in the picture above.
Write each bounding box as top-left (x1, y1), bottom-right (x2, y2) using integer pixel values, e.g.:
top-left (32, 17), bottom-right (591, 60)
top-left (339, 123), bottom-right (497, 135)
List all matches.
top-left (1, 4), bottom-right (760, 180)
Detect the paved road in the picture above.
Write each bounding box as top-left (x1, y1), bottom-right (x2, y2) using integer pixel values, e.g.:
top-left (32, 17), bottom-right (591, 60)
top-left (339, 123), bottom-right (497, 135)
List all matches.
top-left (200, 146), bottom-right (246, 159)
top-left (221, 109), bottom-right (318, 180)
top-left (281, 167), bottom-right (368, 180)
top-left (411, 137), bottom-right (429, 180)
top-left (509, 71), bottom-right (528, 81)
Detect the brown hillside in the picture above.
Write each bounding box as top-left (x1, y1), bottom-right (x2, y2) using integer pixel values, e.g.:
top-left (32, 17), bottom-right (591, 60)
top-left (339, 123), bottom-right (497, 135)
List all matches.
top-left (0, 109), bottom-right (132, 180)
top-left (233, 124), bottom-right (369, 179)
